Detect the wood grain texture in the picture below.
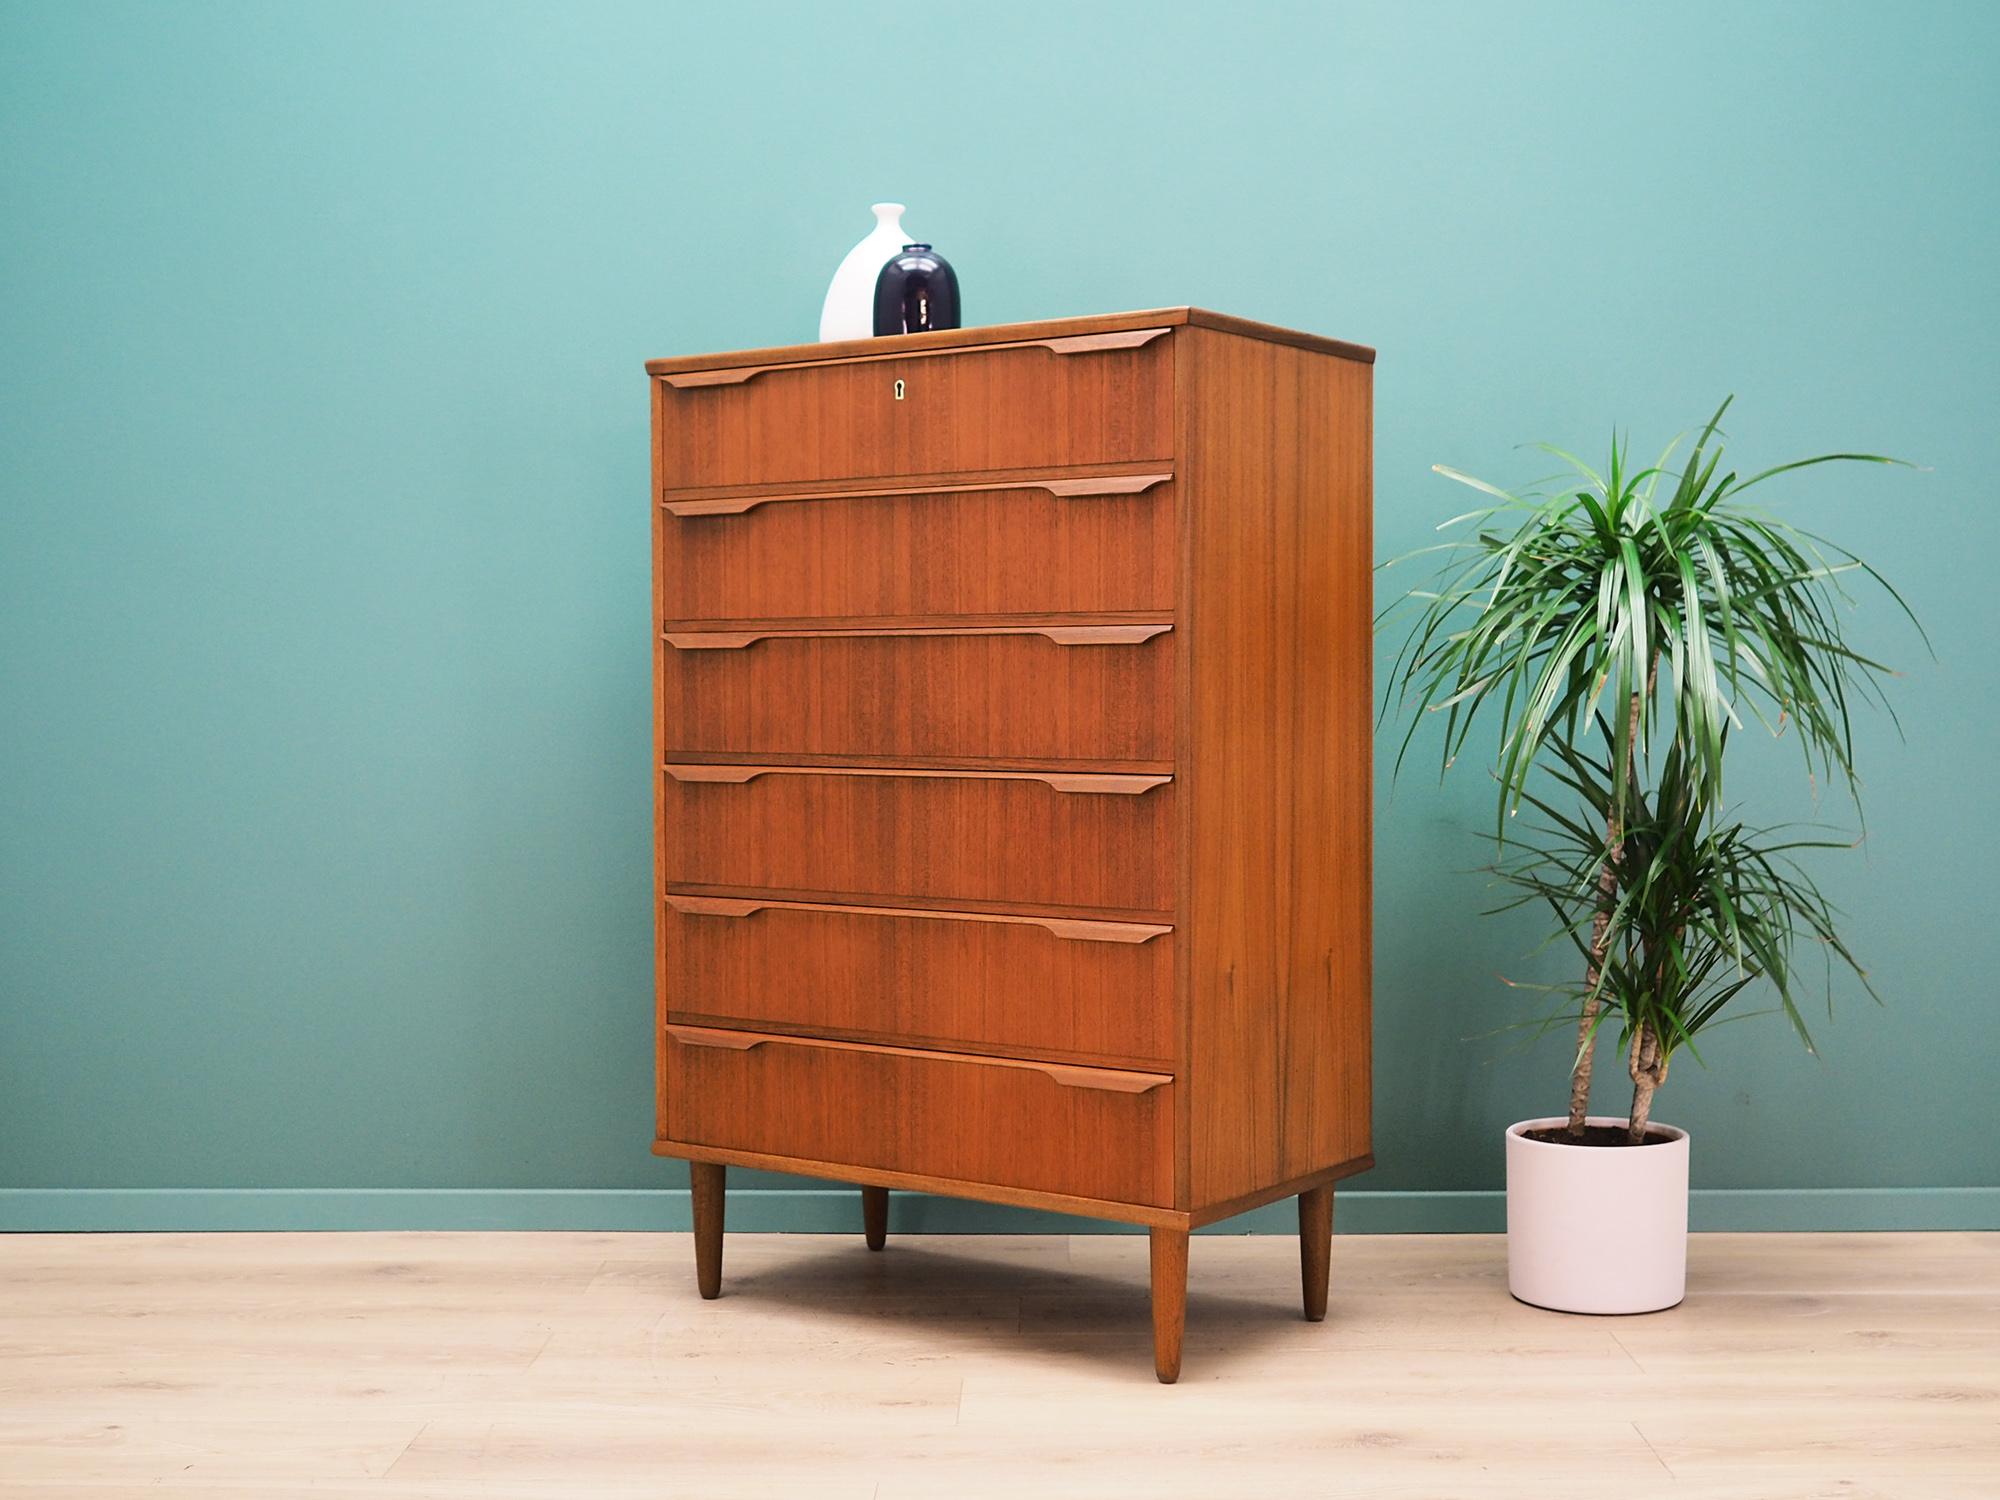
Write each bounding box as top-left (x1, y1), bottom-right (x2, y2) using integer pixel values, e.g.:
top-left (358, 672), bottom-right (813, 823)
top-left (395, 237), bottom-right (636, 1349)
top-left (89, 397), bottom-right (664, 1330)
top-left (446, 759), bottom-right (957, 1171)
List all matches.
top-left (664, 892), bottom-right (1169, 940)
top-left (662, 458), bottom-right (1170, 505)
top-left (2, 1232), bottom-right (1990, 1496)
top-left (661, 469), bottom-right (1171, 515)
top-left (663, 621), bottom-right (1170, 648)
top-left (661, 770), bottom-right (1174, 912)
top-left (1299, 1183), bottom-right (1332, 1321)
top-left (666, 1024), bottom-right (1171, 1094)
top-left (663, 1030), bottom-right (1175, 1208)
top-left (657, 331), bottom-right (1170, 487)
top-left (662, 764), bottom-right (1169, 795)
top-left (666, 882), bottom-right (1172, 927)
top-left (659, 478), bottom-right (1174, 618)
top-left (690, 1161), bottom-right (725, 1299)
top-left (649, 311), bottom-right (1375, 1375)
top-left (662, 898), bottom-right (1174, 1067)
top-left (644, 306), bottom-right (1376, 375)
top-left (659, 328), bottom-right (1170, 388)
top-left (660, 626), bottom-right (1173, 762)
top-left (650, 373), bottom-right (674, 1150)
top-left (652, 1139), bottom-right (1191, 1227)
top-left (1149, 1226), bottom-right (1189, 1384)
top-left (1178, 325), bottom-right (1374, 1209)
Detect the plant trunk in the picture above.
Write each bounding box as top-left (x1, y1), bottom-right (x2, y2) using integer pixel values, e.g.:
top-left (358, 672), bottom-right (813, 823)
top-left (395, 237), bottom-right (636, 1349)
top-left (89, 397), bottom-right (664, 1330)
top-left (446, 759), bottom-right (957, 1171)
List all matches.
top-left (1567, 683), bottom-right (1648, 1138)
top-left (1627, 1021), bottom-right (1666, 1143)
top-left (1566, 856), bottom-right (1618, 1136)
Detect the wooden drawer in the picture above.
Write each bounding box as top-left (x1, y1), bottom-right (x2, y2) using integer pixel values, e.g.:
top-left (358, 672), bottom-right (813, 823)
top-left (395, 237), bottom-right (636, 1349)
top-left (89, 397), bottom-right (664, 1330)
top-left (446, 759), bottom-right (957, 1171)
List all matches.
top-left (663, 896), bottom-right (1174, 1066)
top-left (657, 328), bottom-right (1172, 489)
top-left (658, 472), bottom-right (1175, 620)
top-left (660, 622), bottom-right (1174, 762)
top-left (662, 766), bottom-right (1174, 913)
top-left (663, 1025), bottom-right (1174, 1207)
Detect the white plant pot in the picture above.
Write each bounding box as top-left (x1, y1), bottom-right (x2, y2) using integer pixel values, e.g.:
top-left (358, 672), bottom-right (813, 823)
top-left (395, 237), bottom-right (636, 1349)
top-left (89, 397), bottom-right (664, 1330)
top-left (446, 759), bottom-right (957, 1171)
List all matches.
top-left (1505, 1115), bottom-right (1690, 1314)
top-left (819, 202), bottom-right (910, 343)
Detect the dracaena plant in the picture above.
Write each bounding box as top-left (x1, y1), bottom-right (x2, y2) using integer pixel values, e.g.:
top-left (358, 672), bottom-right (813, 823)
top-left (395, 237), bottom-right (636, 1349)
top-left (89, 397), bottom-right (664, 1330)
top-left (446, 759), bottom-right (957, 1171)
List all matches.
top-left (1383, 399), bottom-right (1921, 1141)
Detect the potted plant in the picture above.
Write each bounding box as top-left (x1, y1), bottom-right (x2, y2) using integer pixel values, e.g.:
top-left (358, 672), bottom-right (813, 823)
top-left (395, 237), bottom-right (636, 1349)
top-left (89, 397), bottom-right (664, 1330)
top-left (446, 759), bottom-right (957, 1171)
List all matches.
top-left (1384, 400), bottom-right (1921, 1313)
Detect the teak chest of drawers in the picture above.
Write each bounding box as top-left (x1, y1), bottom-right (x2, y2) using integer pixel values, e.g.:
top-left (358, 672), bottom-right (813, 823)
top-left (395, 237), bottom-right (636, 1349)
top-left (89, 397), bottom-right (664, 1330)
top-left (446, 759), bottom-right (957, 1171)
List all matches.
top-left (647, 308), bottom-right (1374, 1382)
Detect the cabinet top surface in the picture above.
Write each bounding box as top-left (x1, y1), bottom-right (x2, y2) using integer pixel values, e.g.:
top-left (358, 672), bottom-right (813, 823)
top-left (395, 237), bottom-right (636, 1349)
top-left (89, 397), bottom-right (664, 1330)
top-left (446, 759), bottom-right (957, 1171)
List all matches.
top-left (644, 307), bottom-right (1376, 377)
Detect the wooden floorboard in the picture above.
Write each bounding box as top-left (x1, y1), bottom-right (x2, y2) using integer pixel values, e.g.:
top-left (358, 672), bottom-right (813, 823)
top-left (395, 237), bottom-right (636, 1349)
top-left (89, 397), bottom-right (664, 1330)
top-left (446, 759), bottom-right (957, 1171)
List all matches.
top-left (0, 1230), bottom-right (1993, 1497)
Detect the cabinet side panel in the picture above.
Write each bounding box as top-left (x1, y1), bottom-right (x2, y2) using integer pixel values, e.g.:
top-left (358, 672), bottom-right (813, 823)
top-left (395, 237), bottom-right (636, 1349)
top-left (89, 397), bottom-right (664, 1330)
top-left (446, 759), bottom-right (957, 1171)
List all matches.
top-left (1182, 329), bottom-right (1373, 1208)
top-left (652, 377), bottom-right (672, 1139)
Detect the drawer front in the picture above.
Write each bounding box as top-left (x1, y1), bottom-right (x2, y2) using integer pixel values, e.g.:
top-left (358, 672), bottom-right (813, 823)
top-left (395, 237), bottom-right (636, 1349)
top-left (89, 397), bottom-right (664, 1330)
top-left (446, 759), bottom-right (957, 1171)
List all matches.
top-left (664, 897), bottom-right (1174, 1066)
top-left (658, 331), bottom-right (1172, 489)
top-left (663, 1026), bottom-right (1174, 1207)
top-left (660, 626), bottom-right (1174, 762)
top-left (659, 475), bottom-right (1175, 621)
top-left (663, 769), bottom-right (1174, 913)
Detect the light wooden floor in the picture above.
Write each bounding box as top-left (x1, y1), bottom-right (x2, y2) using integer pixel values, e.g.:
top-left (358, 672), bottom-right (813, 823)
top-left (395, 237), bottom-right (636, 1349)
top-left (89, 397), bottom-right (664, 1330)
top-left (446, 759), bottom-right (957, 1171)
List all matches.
top-left (0, 1230), bottom-right (1993, 1498)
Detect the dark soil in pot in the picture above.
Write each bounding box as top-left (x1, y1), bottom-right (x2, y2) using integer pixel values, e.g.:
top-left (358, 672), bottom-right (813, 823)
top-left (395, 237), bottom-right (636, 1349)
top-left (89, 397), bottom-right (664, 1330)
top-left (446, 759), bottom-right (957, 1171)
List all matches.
top-left (1522, 1124), bottom-right (1679, 1147)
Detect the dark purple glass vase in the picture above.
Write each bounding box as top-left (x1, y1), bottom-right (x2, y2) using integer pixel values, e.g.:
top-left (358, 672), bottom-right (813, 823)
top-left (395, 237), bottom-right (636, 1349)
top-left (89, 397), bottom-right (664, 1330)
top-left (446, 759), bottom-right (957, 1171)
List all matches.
top-left (873, 243), bottom-right (961, 335)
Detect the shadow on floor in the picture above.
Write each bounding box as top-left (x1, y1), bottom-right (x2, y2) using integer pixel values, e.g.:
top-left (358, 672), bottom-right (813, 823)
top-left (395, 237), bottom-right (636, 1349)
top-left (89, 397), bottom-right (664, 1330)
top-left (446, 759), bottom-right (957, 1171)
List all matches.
top-left (708, 1237), bottom-right (1324, 1378)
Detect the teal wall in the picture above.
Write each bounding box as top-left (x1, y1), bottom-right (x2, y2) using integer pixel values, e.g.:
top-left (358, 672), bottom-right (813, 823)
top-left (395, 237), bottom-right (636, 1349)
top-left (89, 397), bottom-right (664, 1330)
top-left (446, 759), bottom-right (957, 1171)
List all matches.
top-left (3, 1), bottom-right (1994, 1233)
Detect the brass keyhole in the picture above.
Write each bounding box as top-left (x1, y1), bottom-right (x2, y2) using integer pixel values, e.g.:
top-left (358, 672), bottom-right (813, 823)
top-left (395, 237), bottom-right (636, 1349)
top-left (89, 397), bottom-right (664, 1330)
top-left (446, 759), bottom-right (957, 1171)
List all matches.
top-left (893, 379), bottom-right (905, 401)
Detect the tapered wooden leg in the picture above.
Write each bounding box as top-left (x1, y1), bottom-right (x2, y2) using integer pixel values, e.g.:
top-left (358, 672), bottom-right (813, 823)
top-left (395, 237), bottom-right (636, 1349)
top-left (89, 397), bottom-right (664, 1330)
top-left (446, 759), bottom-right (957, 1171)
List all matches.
top-left (1299, 1183), bottom-right (1333, 1322)
top-left (1149, 1226), bottom-right (1189, 1384)
top-left (690, 1162), bottom-right (725, 1300)
top-left (861, 1185), bottom-right (888, 1251)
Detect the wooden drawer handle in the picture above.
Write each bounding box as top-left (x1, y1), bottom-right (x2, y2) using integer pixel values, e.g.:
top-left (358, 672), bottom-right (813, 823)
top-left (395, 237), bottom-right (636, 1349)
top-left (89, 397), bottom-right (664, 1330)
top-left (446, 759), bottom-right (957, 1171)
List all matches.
top-left (661, 764), bottom-right (1169, 796)
top-left (665, 1024), bottom-right (769, 1051)
top-left (663, 622), bottom-right (1170, 650)
top-left (664, 893), bottom-right (1170, 945)
top-left (660, 328), bottom-right (1169, 389)
top-left (1037, 329), bottom-right (1171, 356)
top-left (1035, 1062), bottom-right (1170, 1094)
top-left (662, 470), bottom-right (1171, 517)
top-left (665, 1023), bottom-right (1172, 1093)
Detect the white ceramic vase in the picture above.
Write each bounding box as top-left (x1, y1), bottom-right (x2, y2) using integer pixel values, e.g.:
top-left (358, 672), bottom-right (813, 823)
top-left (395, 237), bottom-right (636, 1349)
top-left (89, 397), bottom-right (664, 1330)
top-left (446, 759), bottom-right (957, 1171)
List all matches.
top-left (1505, 1115), bottom-right (1690, 1314)
top-left (819, 202), bottom-right (910, 343)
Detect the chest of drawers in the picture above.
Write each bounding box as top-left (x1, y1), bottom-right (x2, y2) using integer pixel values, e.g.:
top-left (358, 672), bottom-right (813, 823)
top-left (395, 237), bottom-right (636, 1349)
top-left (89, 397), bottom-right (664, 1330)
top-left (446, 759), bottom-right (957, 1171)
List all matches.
top-left (647, 308), bottom-right (1374, 1382)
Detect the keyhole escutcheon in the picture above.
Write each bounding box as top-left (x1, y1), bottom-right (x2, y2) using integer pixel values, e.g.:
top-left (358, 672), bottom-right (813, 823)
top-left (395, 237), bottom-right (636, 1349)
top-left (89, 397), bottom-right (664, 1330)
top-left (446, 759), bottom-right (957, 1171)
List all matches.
top-left (893, 378), bottom-right (905, 401)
